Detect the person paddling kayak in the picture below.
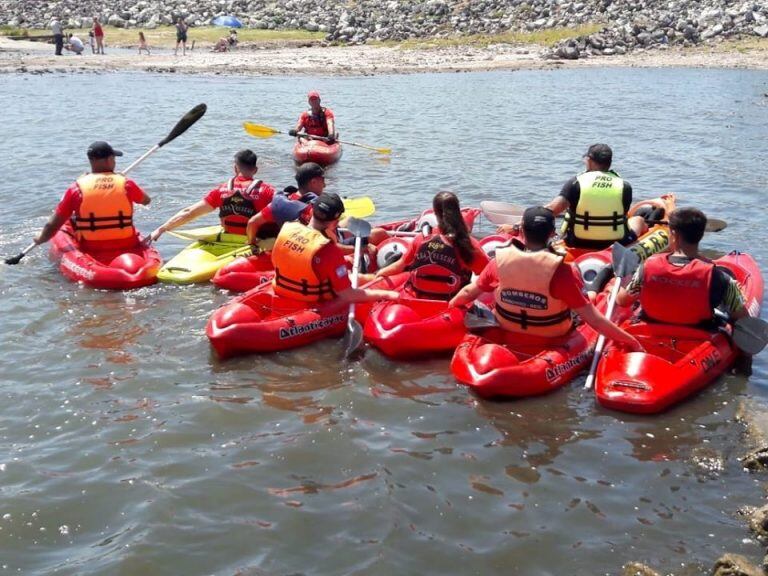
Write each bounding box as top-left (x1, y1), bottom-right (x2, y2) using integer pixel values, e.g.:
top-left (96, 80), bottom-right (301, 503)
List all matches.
top-left (34, 141), bottom-right (151, 251)
top-left (271, 192), bottom-right (398, 305)
top-left (363, 191), bottom-right (489, 299)
top-left (450, 206), bottom-right (643, 350)
top-left (616, 207), bottom-right (748, 322)
top-left (533, 144), bottom-right (649, 250)
top-left (150, 149), bottom-right (275, 241)
top-left (288, 91), bottom-right (337, 143)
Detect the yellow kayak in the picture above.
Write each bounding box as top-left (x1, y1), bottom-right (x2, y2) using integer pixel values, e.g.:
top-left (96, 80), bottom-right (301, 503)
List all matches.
top-left (157, 226), bottom-right (274, 285)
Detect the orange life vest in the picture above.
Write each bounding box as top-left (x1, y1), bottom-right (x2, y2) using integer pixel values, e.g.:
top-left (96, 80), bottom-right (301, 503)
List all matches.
top-left (493, 244), bottom-right (572, 337)
top-left (640, 253), bottom-right (714, 325)
top-left (73, 173), bottom-right (135, 242)
top-left (218, 178), bottom-right (265, 234)
top-left (407, 234), bottom-right (472, 300)
top-left (271, 222), bottom-right (335, 302)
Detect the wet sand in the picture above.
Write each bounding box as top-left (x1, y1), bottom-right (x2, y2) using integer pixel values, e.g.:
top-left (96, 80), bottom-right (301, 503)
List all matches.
top-left (2, 36), bottom-right (767, 75)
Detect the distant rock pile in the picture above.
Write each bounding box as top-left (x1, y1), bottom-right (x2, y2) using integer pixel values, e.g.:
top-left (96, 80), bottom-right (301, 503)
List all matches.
top-left (2, 0), bottom-right (767, 58)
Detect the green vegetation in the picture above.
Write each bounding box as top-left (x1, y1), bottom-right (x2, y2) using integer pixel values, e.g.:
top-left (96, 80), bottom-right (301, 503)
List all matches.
top-left (379, 24), bottom-right (605, 49)
top-left (0, 25), bottom-right (29, 36)
top-left (724, 37), bottom-right (768, 53)
top-left (1, 25), bottom-right (325, 47)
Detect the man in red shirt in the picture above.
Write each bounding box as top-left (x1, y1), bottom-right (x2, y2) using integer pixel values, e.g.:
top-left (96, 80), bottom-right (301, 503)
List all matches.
top-left (450, 206), bottom-right (641, 349)
top-left (246, 162), bottom-right (325, 244)
top-left (34, 141), bottom-right (151, 251)
top-left (271, 192), bottom-right (398, 305)
top-left (151, 149), bottom-right (275, 240)
top-left (288, 91), bottom-right (337, 143)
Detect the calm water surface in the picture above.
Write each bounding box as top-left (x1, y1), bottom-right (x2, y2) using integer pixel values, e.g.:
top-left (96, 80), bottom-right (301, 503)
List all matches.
top-left (1, 68), bottom-right (768, 575)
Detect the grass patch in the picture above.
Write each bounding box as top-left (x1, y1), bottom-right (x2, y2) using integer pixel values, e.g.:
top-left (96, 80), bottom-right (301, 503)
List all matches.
top-left (377, 24), bottom-right (605, 49)
top-left (721, 37), bottom-right (768, 53)
top-left (0, 25), bottom-right (29, 36)
top-left (3, 25), bottom-right (325, 47)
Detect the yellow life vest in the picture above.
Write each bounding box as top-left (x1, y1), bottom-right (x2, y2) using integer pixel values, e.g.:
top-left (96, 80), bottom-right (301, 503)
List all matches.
top-left (567, 171), bottom-right (627, 242)
top-left (73, 173), bottom-right (135, 242)
top-left (493, 244), bottom-right (572, 337)
top-left (271, 221), bottom-right (335, 302)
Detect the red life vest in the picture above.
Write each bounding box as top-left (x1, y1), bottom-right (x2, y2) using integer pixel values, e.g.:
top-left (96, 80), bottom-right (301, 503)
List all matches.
top-left (218, 178), bottom-right (268, 234)
top-left (73, 173), bottom-right (135, 242)
top-left (300, 108), bottom-right (331, 137)
top-left (406, 234), bottom-right (472, 300)
top-left (640, 254), bottom-right (714, 325)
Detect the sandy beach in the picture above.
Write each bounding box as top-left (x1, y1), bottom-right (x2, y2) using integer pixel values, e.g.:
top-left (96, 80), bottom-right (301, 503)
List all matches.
top-left (2, 35), bottom-right (767, 76)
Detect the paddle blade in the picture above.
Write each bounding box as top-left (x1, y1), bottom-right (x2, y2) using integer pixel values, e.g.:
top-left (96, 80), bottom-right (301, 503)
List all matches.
top-left (464, 302), bottom-right (499, 330)
top-left (4, 242), bottom-right (37, 265)
top-left (158, 103), bottom-right (207, 147)
top-left (733, 316), bottom-right (768, 355)
top-left (706, 218), bottom-right (727, 233)
top-left (480, 201), bottom-right (526, 226)
top-left (243, 122), bottom-right (281, 138)
top-left (346, 217), bottom-right (372, 239)
top-left (611, 242), bottom-right (641, 278)
top-left (343, 197), bottom-right (376, 219)
top-left (4, 252), bottom-right (25, 265)
top-left (342, 318), bottom-right (365, 359)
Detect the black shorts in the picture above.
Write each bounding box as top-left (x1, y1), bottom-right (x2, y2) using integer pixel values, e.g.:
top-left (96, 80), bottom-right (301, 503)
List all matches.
top-left (176, 32), bottom-right (187, 42)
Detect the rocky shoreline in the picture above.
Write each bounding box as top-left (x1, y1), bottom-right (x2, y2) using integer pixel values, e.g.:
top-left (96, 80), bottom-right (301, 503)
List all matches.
top-left (1, 35), bottom-right (767, 77)
top-left (2, 0), bottom-right (768, 61)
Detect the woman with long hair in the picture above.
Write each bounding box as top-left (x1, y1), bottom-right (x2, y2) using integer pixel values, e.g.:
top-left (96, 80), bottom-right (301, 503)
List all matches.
top-left (369, 191), bottom-right (488, 300)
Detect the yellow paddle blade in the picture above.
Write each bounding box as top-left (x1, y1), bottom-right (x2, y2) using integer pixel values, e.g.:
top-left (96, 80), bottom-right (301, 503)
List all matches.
top-left (243, 122), bottom-right (282, 139)
top-left (343, 196), bottom-right (376, 219)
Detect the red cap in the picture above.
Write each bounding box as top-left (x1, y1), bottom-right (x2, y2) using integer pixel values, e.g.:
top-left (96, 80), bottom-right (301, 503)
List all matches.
top-left (307, 90), bottom-right (321, 101)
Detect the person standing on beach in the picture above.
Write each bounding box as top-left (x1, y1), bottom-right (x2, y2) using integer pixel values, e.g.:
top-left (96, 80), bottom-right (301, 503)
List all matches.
top-left (51, 18), bottom-right (64, 56)
top-left (138, 31), bottom-right (150, 55)
top-left (175, 17), bottom-right (188, 56)
top-left (92, 17), bottom-right (105, 54)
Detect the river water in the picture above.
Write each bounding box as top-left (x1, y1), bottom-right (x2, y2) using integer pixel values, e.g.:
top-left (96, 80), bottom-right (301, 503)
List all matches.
top-left (1, 68), bottom-right (768, 575)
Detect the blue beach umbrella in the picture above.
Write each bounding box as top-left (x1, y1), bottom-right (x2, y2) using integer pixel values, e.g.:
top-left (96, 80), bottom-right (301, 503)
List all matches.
top-left (211, 15), bottom-right (242, 27)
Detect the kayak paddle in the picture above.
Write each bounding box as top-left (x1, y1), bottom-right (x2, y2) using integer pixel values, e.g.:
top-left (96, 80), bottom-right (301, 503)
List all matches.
top-left (463, 301), bottom-right (499, 330)
top-left (342, 196), bottom-right (376, 219)
top-left (584, 242), bottom-right (640, 390)
top-left (481, 200), bottom-right (727, 233)
top-left (732, 316), bottom-right (768, 355)
top-left (480, 201), bottom-right (526, 226)
top-left (342, 217), bottom-right (372, 359)
top-left (243, 121), bottom-right (392, 155)
top-left (4, 103), bottom-right (208, 266)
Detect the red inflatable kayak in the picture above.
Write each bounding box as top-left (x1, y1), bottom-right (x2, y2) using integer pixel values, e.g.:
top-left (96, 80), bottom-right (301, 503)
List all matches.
top-left (451, 287), bottom-right (630, 398)
top-left (292, 139), bottom-right (342, 166)
top-left (364, 293), bottom-right (497, 360)
top-left (49, 223), bottom-right (162, 290)
top-left (206, 273), bottom-right (408, 358)
top-left (212, 206), bottom-right (482, 293)
top-left (595, 251), bottom-right (764, 414)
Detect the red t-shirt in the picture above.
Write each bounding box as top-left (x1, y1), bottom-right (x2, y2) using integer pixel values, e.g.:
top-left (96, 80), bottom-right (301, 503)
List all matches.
top-left (313, 241), bottom-right (351, 294)
top-left (93, 23), bottom-right (104, 37)
top-left (55, 178), bottom-right (146, 218)
top-left (401, 234), bottom-right (490, 275)
top-left (298, 108), bottom-right (335, 137)
top-left (475, 259), bottom-right (588, 309)
top-left (259, 191), bottom-right (312, 226)
top-left (203, 176), bottom-right (275, 213)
